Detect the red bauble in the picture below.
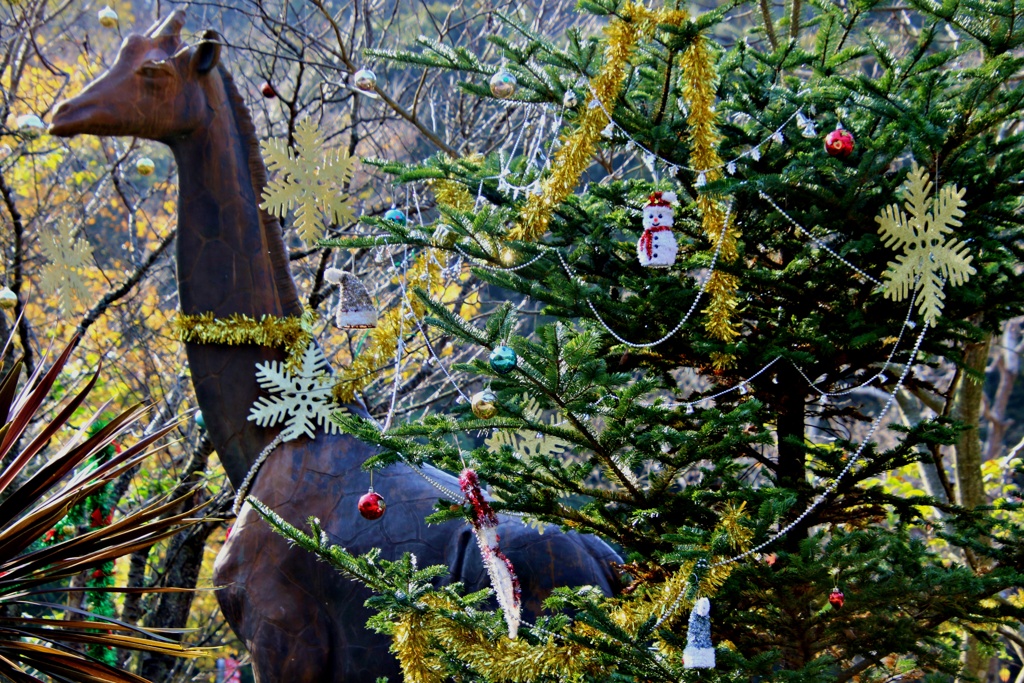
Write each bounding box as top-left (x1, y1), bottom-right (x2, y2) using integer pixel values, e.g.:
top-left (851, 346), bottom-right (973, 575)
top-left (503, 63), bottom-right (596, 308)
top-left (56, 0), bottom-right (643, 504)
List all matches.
top-left (358, 490), bottom-right (386, 520)
top-left (260, 81), bottom-right (277, 98)
top-left (829, 587), bottom-right (845, 609)
top-left (824, 128), bottom-right (855, 158)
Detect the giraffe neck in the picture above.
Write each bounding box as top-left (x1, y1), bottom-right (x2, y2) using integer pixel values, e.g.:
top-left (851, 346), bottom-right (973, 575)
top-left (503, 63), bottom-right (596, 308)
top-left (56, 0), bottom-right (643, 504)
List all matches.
top-left (168, 67), bottom-right (302, 488)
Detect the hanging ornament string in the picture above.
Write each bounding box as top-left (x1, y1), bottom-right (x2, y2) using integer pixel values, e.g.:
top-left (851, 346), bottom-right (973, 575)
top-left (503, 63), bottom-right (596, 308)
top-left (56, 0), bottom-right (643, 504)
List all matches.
top-left (483, 103), bottom-right (566, 199)
top-left (372, 246), bottom-right (465, 503)
top-left (379, 249), bottom-right (410, 433)
top-left (327, 217), bottom-right (446, 404)
top-left (792, 292), bottom-right (918, 399)
top-left (758, 191), bottom-right (882, 286)
top-left (584, 78), bottom-right (807, 180)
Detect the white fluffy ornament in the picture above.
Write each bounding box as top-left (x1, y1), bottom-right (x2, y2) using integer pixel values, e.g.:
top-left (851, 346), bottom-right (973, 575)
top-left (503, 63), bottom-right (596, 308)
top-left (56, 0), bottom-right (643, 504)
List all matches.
top-left (683, 597), bottom-right (716, 669)
top-left (637, 191), bottom-right (678, 268)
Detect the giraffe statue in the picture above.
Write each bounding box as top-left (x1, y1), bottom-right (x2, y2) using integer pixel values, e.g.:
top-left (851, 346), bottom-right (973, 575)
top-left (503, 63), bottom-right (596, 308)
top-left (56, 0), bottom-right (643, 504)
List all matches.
top-left (49, 11), bottom-right (620, 682)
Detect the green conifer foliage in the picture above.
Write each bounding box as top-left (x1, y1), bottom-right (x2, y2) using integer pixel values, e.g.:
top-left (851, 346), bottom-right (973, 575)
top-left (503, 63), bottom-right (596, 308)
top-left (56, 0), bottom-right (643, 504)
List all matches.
top-left (297, 0), bottom-right (1024, 679)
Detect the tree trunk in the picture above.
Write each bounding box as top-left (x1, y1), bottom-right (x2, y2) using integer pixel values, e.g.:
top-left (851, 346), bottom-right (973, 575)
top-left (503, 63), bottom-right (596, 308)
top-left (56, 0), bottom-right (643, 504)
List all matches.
top-left (953, 335), bottom-right (992, 682)
top-left (775, 363), bottom-right (808, 554)
top-left (138, 516), bottom-right (223, 681)
top-left (895, 390), bottom-right (948, 507)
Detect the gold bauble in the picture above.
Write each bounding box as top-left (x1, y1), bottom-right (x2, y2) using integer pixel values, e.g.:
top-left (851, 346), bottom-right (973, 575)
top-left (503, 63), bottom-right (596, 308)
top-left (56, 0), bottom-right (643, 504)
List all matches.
top-left (136, 157), bottom-right (155, 176)
top-left (471, 390), bottom-right (498, 419)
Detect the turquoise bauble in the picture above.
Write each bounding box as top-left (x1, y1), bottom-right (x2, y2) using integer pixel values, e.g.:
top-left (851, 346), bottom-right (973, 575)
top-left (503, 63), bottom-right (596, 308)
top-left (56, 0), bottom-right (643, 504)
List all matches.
top-left (384, 207), bottom-right (407, 226)
top-left (489, 345), bottom-right (517, 375)
top-left (195, 410), bottom-right (206, 430)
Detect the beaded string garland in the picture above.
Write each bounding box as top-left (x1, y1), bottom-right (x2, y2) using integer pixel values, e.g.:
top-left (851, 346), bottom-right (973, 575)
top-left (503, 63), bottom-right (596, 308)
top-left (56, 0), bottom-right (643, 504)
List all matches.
top-left (507, 2), bottom-right (742, 352)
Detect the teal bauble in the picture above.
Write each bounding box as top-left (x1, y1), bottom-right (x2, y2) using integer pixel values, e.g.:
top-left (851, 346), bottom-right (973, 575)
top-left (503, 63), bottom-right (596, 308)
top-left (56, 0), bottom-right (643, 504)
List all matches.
top-left (384, 207), bottom-right (407, 226)
top-left (489, 345), bottom-right (517, 375)
top-left (195, 410), bottom-right (206, 430)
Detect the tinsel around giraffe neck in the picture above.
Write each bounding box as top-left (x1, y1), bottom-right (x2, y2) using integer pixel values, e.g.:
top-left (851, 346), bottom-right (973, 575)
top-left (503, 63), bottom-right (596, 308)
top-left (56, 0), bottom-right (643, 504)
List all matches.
top-left (175, 309), bottom-right (318, 373)
top-left (173, 303), bottom-right (439, 404)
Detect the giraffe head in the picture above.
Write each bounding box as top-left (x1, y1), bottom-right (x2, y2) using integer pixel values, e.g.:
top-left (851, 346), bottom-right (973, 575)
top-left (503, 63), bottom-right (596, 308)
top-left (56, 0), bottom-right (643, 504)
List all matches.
top-left (49, 11), bottom-right (222, 141)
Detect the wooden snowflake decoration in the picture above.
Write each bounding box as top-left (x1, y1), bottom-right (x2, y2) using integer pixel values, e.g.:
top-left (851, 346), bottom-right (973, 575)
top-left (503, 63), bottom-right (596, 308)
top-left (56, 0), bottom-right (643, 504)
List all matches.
top-left (39, 217), bottom-right (93, 314)
top-left (248, 341), bottom-right (348, 441)
top-left (877, 162), bottom-right (975, 325)
top-left (260, 118), bottom-right (357, 245)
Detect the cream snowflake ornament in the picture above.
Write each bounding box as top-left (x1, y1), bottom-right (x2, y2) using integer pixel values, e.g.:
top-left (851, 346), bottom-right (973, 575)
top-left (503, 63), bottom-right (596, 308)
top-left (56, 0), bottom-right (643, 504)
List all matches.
top-left (40, 217), bottom-right (93, 314)
top-left (485, 393), bottom-right (570, 460)
top-left (260, 118), bottom-right (357, 245)
top-left (877, 162), bottom-right (976, 326)
top-left (248, 341), bottom-right (346, 441)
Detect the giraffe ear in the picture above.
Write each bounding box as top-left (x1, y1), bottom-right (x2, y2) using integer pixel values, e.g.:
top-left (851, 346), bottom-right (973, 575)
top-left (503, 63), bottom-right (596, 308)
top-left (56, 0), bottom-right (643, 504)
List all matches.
top-left (191, 30), bottom-right (222, 75)
top-left (146, 10), bottom-right (186, 38)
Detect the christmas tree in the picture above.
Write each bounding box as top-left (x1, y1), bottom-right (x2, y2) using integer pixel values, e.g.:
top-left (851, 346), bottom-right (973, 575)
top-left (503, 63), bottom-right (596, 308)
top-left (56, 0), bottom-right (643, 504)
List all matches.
top-left (260, 0), bottom-right (1024, 679)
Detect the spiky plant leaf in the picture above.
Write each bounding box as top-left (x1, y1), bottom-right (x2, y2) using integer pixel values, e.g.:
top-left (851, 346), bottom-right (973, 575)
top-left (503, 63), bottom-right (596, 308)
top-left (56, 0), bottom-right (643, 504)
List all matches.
top-left (0, 338), bottom-right (208, 682)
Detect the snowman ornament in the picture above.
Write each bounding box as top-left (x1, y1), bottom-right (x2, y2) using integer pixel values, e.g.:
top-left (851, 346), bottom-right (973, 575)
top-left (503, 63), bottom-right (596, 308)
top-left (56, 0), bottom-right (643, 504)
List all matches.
top-left (637, 191), bottom-right (678, 268)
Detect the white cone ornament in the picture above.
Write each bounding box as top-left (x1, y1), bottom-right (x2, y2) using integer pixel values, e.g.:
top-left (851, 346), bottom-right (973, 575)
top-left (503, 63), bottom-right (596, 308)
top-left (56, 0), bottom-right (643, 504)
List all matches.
top-left (637, 191), bottom-right (678, 268)
top-left (683, 597), bottom-right (716, 669)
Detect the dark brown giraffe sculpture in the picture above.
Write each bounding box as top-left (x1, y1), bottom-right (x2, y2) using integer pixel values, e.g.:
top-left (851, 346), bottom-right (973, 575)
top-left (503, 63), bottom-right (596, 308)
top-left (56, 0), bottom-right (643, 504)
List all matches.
top-left (50, 12), bottom-right (620, 682)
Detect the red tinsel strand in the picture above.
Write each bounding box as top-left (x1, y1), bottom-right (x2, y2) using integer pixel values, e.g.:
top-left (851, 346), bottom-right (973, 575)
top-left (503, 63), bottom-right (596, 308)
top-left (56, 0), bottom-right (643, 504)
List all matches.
top-left (458, 469), bottom-right (522, 606)
top-left (459, 469), bottom-right (499, 529)
top-left (497, 551), bottom-right (522, 604)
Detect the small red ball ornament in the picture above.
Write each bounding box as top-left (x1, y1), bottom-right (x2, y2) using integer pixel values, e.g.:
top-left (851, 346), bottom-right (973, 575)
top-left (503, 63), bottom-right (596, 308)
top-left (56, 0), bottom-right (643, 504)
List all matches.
top-left (824, 128), bottom-right (855, 158)
top-left (829, 587), bottom-right (845, 609)
top-left (260, 81), bottom-right (277, 99)
top-left (358, 490), bottom-right (386, 520)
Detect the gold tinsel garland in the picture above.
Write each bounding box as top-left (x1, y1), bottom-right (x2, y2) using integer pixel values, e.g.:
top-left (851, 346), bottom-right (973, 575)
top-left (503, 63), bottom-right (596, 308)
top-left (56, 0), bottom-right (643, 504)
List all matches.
top-left (681, 36), bottom-right (741, 347)
top-left (431, 176), bottom-right (476, 212)
top-left (390, 505), bottom-right (752, 682)
top-left (510, 2), bottom-right (670, 242)
top-left (175, 309), bottom-right (317, 373)
top-left (505, 4), bottom-right (738, 350)
top-left (332, 250), bottom-right (444, 402)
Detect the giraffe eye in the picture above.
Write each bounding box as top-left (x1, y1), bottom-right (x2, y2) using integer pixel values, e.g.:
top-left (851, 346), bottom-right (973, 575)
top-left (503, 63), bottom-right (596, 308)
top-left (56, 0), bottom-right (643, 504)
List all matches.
top-left (136, 61), bottom-right (174, 79)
